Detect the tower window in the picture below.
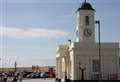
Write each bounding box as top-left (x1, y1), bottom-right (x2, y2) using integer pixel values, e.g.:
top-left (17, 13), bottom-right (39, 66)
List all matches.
top-left (85, 16), bottom-right (89, 25)
top-left (76, 30), bottom-right (79, 37)
top-left (92, 59), bottom-right (100, 72)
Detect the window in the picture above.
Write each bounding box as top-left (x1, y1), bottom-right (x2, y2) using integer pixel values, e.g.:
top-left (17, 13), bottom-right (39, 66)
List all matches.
top-left (92, 59), bottom-right (100, 72)
top-left (92, 74), bottom-right (100, 80)
top-left (76, 30), bottom-right (79, 37)
top-left (85, 16), bottom-right (89, 25)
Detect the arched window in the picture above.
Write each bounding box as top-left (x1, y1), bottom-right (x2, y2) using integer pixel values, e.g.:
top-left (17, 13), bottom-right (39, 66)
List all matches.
top-left (85, 16), bottom-right (89, 26)
top-left (76, 30), bottom-right (79, 37)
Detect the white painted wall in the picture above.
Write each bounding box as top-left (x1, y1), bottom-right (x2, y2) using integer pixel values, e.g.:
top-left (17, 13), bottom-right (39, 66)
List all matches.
top-left (69, 42), bottom-right (119, 80)
top-left (76, 10), bottom-right (95, 43)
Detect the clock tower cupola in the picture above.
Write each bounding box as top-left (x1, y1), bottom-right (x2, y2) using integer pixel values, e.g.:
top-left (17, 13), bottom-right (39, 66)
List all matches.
top-left (76, 0), bottom-right (95, 43)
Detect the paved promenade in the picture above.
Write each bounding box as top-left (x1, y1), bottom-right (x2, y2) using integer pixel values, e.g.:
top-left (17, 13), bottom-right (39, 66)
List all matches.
top-left (23, 78), bottom-right (55, 82)
top-left (6, 78), bottom-right (55, 82)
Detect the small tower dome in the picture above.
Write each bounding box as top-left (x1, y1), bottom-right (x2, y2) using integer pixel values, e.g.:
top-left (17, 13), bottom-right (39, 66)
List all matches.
top-left (77, 2), bottom-right (95, 11)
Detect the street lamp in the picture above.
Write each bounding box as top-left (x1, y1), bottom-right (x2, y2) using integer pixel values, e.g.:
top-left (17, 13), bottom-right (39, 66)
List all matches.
top-left (14, 61), bottom-right (17, 73)
top-left (68, 39), bottom-right (71, 44)
top-left (79, 62), bottom-right (86, 81)
top-left (95, 20), bottom-right (102, 81)
top-left (0, 58), bottom-right (2, 82)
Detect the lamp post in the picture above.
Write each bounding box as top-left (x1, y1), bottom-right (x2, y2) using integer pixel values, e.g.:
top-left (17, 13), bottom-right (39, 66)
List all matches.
top-left (95, 20), bottom-right (102, 81)
top-left (14, 61), bottom-right (17, 73)
top-left (68, 39), bottom-right (71, 44)
top-left (79, 62), bottom-right (86, 82)
top-left (0, 58), bottom-right (2, 82)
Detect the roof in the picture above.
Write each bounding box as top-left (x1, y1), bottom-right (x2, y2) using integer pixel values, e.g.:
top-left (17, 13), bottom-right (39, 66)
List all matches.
top-left (77, 2), bottom-right (95, 11)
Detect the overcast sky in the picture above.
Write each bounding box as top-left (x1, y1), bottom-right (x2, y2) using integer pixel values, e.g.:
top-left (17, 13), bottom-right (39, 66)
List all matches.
top-left (0, 0), bottom-right (120, 67)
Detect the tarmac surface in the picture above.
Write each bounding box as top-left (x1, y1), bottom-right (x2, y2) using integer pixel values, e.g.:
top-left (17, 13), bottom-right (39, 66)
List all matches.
top-left (5, 78), bottom-right (55, 82)
top-left (22, 78), bottom-right (55, 82)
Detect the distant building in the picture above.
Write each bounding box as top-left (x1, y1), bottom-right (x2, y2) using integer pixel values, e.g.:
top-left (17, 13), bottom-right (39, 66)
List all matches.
top-left (0, 66), bottom-right (55, 73)
top-left (56, 1), bottom-right (120, 81)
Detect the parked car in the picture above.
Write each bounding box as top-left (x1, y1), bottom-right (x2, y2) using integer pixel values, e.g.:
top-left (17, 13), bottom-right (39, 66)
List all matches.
top-left (40, 72), bottom-right (48, 78)
top-left (0, 73), bottom-right (4, 82)
top-left (26, 72), bottom-right (40, 78)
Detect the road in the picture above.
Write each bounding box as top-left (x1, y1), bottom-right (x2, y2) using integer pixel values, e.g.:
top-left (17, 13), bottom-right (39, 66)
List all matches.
top-left (22, 78), bottom-right (55, 82)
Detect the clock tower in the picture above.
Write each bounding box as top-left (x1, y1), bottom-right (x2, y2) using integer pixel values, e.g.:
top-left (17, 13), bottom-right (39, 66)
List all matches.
top-left (76, 1), bottom-right (95, 43)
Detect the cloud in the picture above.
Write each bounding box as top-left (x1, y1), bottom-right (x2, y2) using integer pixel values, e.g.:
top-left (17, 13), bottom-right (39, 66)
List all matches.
top-left (0, 27), bottom-right (68, 39)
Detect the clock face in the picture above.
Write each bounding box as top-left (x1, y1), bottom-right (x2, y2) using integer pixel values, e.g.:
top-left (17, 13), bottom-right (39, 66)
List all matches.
top-left (84, 28), bottom-right (92, 37)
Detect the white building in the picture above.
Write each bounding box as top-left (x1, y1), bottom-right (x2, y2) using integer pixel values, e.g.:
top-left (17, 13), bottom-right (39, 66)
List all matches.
top-left (56, 1), bottom-right (120, 82)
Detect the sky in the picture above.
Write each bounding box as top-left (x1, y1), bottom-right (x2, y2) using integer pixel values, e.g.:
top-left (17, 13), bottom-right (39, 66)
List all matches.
top-left (0, 0), bottom-right (120, 67)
